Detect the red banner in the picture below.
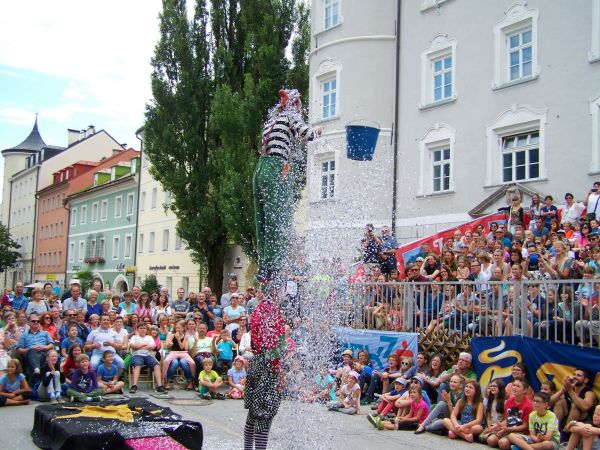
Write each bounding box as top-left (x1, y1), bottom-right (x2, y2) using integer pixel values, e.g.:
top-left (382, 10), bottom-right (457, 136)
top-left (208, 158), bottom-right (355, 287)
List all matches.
top-left (395, 213), bottom-right (507, 277)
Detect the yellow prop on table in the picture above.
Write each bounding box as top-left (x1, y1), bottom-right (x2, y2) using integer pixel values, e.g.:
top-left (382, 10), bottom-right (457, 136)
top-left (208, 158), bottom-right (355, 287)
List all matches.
top-left (52, 405), bottom-right (138, 423)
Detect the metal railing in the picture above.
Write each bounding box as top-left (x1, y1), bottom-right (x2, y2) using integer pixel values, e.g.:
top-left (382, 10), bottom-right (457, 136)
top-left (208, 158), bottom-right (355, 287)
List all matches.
top-left (324, 279), bottom-right (599, 348)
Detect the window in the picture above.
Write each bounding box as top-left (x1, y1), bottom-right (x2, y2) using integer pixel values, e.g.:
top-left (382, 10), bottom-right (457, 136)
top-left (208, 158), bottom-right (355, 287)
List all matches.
top-left (166, 277), bottom-right (173, 295)
top-left (80, 205), bottom-right (87, 225)
top-left (431, 147), bottom-right (451, 192)
top-left (98, 238), bottom-right (105, 258)
top-left (182, 277), bottom-right (189, 294)
top-left (71, 207), bottom-right (77, 227)
top-left (432, 55), bottom-right (452, 102)
top-left (126, 193), bottom-right (134, 216)
top-left (40, 226), bottom-right (44, 240)
top-left (324, 0), bottom-right (339, 29)
top-left (60, 222), bottom-right (63, 236)
top-left (164, 191), bottom-right (172, 207)
top-left (174, 233), bottom-right (182, 250)
top-left (591, 94), bottom-right (600, 172)
top-left (115, 196), bottom-right (122, 218)
top-left (101, 200), bottom-right (108, 221)
top-left (50, 224), bottom-right (54, 239)
top-left (507, 29), bottom-right (532, 81)
top-left (140, 191), bottom-right (146, 211)
top-left (151, 187), bottom-right (157, 209)
top-left (502, 132), bottom-right (540, 182)
top-left (493, 4), bottom-right (539, 89)
top-left (420, 34), bottom-right (457, 108)
top-left (320, 160), bottom-right (335, 199)
top-left (149, 232), bottom-right (155, 253)
top-left (591, 0), bottom-right (600, 62)
top-left (321, 78), bottom-right (337, 119)
top-left (92, 202), bottom-right (99, 222)
top-left (162, 229), bottom-right (170, 251)
top-left (418, 123), bottom-right (456, 196)
top-left (141, 152), bottom-right (148, 168)
top-left (485, 104), bottom-right (547, 186)
top-left (124, 235), bottom-right (132, 259)
top-left (112, 236), bottom-right (120, 260)
top-left (78, 241), bottom-right (84, 262)
top-left (89, 239), bottom-right (96, 259)
top-left (138, 233), bottom-right (144, 253)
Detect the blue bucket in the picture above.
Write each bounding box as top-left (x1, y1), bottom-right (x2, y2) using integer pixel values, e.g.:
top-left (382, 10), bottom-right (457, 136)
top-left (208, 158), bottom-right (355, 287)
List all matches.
top-left (346, 123), bottom-right (380, 161)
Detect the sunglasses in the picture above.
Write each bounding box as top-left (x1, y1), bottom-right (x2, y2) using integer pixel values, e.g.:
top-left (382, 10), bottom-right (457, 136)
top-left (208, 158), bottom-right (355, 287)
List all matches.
top-left (30, 320), bottom-right (40, 323)
top-left (401, 362), bottom-right (410, 365)
top-left (68, 314), bottom-right (76, 317)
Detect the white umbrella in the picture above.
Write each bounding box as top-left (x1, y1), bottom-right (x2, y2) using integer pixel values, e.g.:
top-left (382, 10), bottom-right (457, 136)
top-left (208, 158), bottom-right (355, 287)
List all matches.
top-left (25, 282), bottom-right (44, 289)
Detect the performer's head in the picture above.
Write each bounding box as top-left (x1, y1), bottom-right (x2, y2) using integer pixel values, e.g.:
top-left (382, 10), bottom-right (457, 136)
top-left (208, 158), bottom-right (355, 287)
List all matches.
top-left (278, 88), bottom-right (301, 111)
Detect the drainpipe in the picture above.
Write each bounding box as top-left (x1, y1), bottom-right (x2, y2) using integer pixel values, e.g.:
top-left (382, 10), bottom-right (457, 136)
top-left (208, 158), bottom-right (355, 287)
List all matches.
top-left (5, 179), bottom-right (14, 287)
top-left (30, 165), bottom-right (40, 283)
top-left (391, 0), bottom-right (401, 233)
top-left (133, 130), bottom-right (143, 285)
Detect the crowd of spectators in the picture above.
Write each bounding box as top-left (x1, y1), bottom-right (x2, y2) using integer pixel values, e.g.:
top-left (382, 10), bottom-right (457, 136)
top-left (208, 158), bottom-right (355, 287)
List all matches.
top-left (357, 184), bottom-right (600, 346)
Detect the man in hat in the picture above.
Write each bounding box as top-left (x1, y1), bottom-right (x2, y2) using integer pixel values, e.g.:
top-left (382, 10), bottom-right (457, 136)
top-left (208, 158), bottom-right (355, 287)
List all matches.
top-left (253, 88), bottom-right (322, 287)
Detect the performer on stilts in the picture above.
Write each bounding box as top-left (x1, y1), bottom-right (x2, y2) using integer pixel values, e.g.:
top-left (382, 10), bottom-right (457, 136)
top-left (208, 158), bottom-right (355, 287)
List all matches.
top-left (244, 88), bottom-right (321, 450)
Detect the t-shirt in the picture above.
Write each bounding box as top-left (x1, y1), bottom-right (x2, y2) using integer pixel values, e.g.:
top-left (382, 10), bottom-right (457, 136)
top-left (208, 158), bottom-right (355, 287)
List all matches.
top-left (198, 369), bottom-right (219, 384)
top-left (411, 398), bottom-right (430, 423)
top-left (528, 410), bottom-right (560, 444)
top-left (0, 373), bottom-right (25, 393)
top-left (170, 300), bottom-right (190, 314)
top-left (315, 373), bottom-right (336, 401)
top-left (130, 335), bottom-right (155, 356)
top-left (70, 369), bottom-right (98, 393)
top-left (340, 382), bottom-right (360, 405)
top-left (96, 363), bottom-right (119, 383)
top-left (223, 305), bottom-right (245, 332)
top-left (216, 340), bottom-right (234, 361)
top-left (191, 336), bottom-right (213, 354)
top-left (61, 337), bottom-right (84, 352)
top-left (119, 302), bottom-right (135, 315)
top-left (227, 367), bottom-right (246, 384)
top-left (504, 396), bottom-right (534, 429)
top-left (86, 327), bottom-right (118, 355)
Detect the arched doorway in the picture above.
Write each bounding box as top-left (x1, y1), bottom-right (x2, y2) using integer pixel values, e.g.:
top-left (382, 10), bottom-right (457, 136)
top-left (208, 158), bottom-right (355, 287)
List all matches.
top-left (113, 275), bottom-right (129, 293)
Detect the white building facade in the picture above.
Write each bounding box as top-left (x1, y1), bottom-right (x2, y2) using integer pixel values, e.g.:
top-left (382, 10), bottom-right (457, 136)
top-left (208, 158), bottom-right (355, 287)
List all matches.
top-left (305, 0), bottom-right (600, 265)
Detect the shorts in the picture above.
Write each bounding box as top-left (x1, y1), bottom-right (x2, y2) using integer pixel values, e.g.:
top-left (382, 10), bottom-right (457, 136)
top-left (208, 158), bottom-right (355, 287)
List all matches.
top-left (518, 434), bottom-right (559, 450)
top-left (131, 355), bottom-right (159, 369)
top-left (0, 396), bottom-right (5, 406)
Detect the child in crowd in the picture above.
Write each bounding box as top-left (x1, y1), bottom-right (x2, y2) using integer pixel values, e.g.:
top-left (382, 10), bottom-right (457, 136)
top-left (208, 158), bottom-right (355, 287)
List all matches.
top-left (96, 351), bottom-right (125, 395)
top-left (566, 404), bottom-right (600, 450)
top-left (284, 359), bottom-right (304, 400)
top-left (60, 324), bottom-right (84, 359)
top-left (66, 354), bottom-right (104, 402)
top-left (38, 350), bottom-right (64, 403)
top-left (198, 358), bottom-right (225, 400)
top-left (508, 391), bottom-right (560, 450)
top-left (373, 384), bottom-right (429, 431)
top-left (506, 363), bottom-right (535, 399)
top-left (480, 379), bottom-right (507, 444)
top-left (489, 379), bottom-right (534, 448)
top-left (369, 378), bottom-right (407, 421)
top-left (333, 349), bottom-right (354, 388)
top-left (0, 359), bottom-right (30, 406)
top-left (442, 379), bottom-right (484, 442)
top-left (60, 343), bottom-right (83, 384)
top-left (213, 329), bottom-right (236, 374)
top-left (540, 380), bottom-right (568, 425)
top-left (327, 370), bottom-right (361, 415)
top-left (302, 366), bottom-right (335, 403)
top-left (227, 356), bottom-right (247, 399)
top-left (416, 374), bottom-right (465, 434)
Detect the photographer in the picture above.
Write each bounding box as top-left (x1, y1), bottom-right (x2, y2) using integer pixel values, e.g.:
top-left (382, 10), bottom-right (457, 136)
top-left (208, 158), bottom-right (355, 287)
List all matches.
top-left (362, 224), bottom-right (382, 267)
top-left (584, 182), bottom-right (600, 220)
top-left (378, 226), bottom-right (398, 276)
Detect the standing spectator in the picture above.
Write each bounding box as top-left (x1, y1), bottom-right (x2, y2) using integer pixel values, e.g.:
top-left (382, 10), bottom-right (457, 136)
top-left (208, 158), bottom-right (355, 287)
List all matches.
top-left (362, 224), bottom-right (382, 267)
top-left (1, 287), bottom-right (13, 307)
top-left (43, 283), bottom-right (60, 310)
top-left (220, 279), bottom-right (238, 309)
top-left (223, 293), bottom-right (245, 333)
top-left (540, 195), bottom-right (558, 230)
top-left (85, 315), bottom-right (124, 371)
top-left (562, 193), bottom-right (585, 226)
top-left (195, 293), bottom-right (214, 326)
top-left (379, 226), bottom-right (398, 276)
top-left (584, 181), bottom-right (600, 220)
top-left (131, 286), bottom-right (141, 305)
top-left (25, 289), bottom-right (50, 316)
top-left (119, 292), bottom-right (135, 316)
top-left (16, 314), bottom-right (54, 380)
top-left (151, 294), bottom-right (171, 322)
top-left (11, 282), bottom-right (28, 312)
top-left (61, 279), bottom-right (80, 301)
top-left (170, 288), bottom-right (190, 320)
top-left (499, 196), bottom-right (525, 236)
top-left (528, 194), bottom-right (543, 229)
top-left (62, 285), bottom-right (86, 313)
top-left (86, 280), bottom-right (106, 304)
top-left (85, 290), bottom-right (102, 321)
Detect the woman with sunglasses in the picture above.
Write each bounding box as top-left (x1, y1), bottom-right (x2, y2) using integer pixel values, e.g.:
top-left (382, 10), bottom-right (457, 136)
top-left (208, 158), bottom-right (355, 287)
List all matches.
top-left (40, 312), bottom-right (59, 343)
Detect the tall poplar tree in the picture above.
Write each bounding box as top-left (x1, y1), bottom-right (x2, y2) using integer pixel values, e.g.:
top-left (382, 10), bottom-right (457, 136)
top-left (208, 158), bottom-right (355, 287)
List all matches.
top-left (144, 0), bottom-right (227, 294)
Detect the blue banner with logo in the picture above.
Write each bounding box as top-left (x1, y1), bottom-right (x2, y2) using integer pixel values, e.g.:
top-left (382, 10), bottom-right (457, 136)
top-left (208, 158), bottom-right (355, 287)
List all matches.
top-left (333, 327), bottom-right (419, 370)
top-left (471, 337), bottom-right (600, 397)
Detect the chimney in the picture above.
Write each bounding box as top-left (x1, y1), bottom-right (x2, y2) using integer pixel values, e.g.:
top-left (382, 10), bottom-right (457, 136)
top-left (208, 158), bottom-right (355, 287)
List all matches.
top-left (68, 129), bottom-right (81, 146)
top-left (86, 125), bottom-right (96, 138)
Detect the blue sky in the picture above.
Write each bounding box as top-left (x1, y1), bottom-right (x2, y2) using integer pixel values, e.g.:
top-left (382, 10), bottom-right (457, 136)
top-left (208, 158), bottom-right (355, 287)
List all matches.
top-left (0, 0), bottom-right (164, 197)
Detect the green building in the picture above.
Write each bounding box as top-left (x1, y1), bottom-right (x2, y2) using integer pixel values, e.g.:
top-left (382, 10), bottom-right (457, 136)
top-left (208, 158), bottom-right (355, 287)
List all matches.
top-left (65, 154), bottom-right (140, 292)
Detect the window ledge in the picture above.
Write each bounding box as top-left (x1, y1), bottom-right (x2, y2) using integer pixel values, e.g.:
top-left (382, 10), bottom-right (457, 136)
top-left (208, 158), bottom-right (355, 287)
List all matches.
top-left (309, 197), bottom-right (338, 205)
top-left (589, 54), bottom-right (600, 64)
top-left (416, 190), bottom-right (456, 198)
top-left (492, 74), bottom-right (539, 91)
top-left (312, 114), bottom-right (341, 126)
top-left (484, 178), bottom-right (548, 189)
top-left (314, 22), bottom-right (343, 39)
top-left (419, 96), bottom-right (457, 111)
top-left (588, 171), bottom-right (600, 176)
top-left (421, 0), bottom-right (451, 12)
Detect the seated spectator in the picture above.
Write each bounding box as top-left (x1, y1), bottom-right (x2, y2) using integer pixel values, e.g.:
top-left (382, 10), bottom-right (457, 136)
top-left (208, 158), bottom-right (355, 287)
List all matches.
top-left (198, 358), bottom-right (225, 400)
top-left (0, 359), bottom-right (30, 405)
top-left (507, 391), bottom-right (560, 450)
top-left (11, 282), bottom-right (28, 311)
top-left (110, 295), bottom-right (124, 317)
top-left (40, 312), bottom-right (59, 342)
top-left (505, 363), bottom-right (535, 399)
top-left (134, 292), bottom-right (152, 321)
top-left (85, 315), bottom-right (124, 371)
top-left (421, 353), bottom-right (445, 403)
top-left (119, 292), bottom-right (136, 316)
top-left (87, 314), bottom-right (100, 331)
top-left (362, 354), bottom-right (401, 404)
top-left (128, 324), bottom-right (166, 394)
top-left (327, 370), bottom-right (361, 415)
top-left (442, 379), bottom-right (484, 442)
top-left (417, 373), bottom-right (465, 434)
top-left (58, 309), bottom-right (89, 342)
top-left (66, 354), bottom-right (103, 402)
top-left (565, 404), bottom-right (600, 450)
top-left (60, 343), bottom-right (83, 385)
top-left (436, 352), bottom-right (477, 398)
top-left (226, 356), bottom-right (247, 399)
top-left (302, 366), bottom-right (335, 404)
top-left (96, 351), bottom-right (125, 395)
top-left (0, 313), bottom-right (18, 375)
top-left (562, 193), bottom-right (584, 226)
top-left (540, 380), bottom-right (568, 426)
top-left (16, 314), bottom-right (54, 380)
top-left (162, 320), bottom-right (196, 390)
top-left (490, 378), bottom-right (534, 449)
top-left (85, 290), bottom-right (102, 322)
top-left (557, 369), bottom-right (598, 425)
top-left (375, 384), bottom-right (429, 431)
top-left (25, 288), bottom-right (50, 316)
top-left (480, 379), bottom-right (507, 444)
top-left (206, 317), bottom-right (224, 338)
top-left (368, 378), bottom-right (407, 422)
top-left (112, 316), bottom-right (129, 358)
top-left (151, 294), bottom-right (172, 322)
top-left (213, 329), bottom-right (236, 375)
top-left (37, 350), bottom-right (64, 403)
top-left (62, 285), bottom-right (87, 313)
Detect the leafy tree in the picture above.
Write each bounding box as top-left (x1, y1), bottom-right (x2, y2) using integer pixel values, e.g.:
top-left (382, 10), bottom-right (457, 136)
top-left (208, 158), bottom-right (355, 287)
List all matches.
top-left (0, 224), bottom-right (20, 273)
top-left (140, 274), bottom-right (160, 294)
top-left (145, 0), bottom-right (227, 295)
top-left (75, 268), bottom-right (95, 293)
